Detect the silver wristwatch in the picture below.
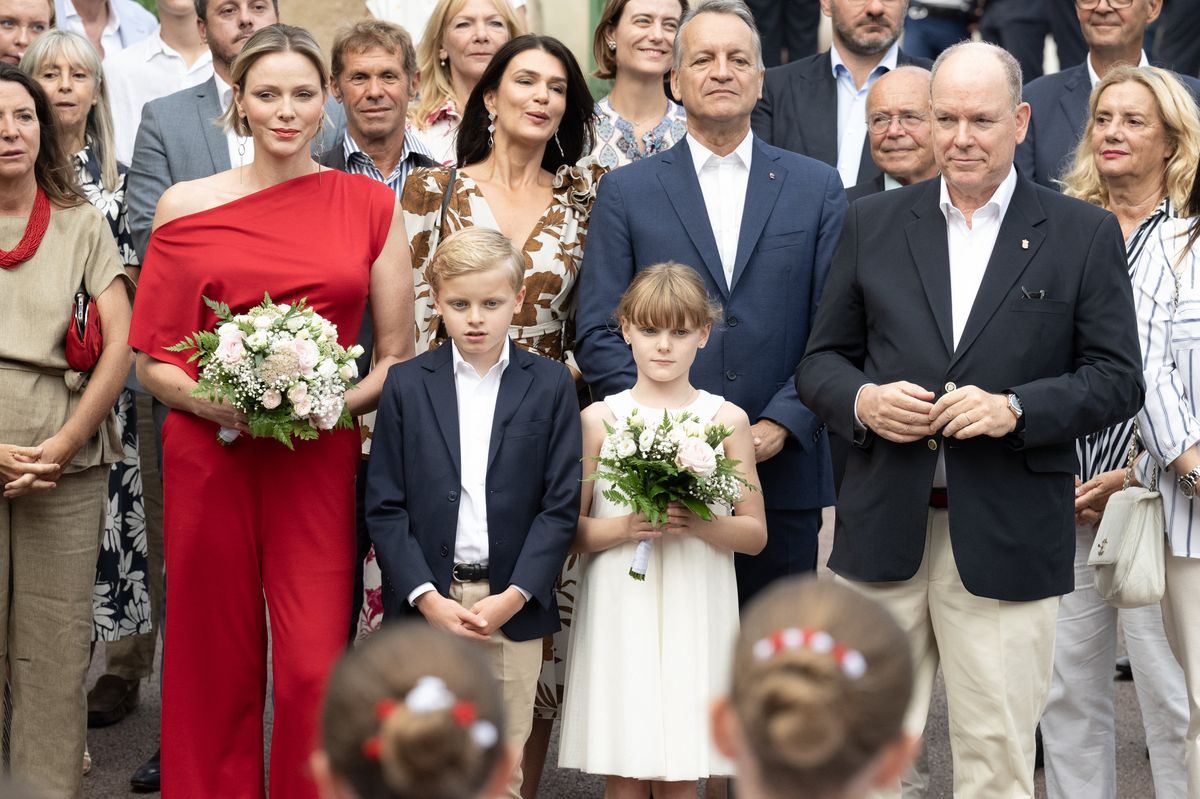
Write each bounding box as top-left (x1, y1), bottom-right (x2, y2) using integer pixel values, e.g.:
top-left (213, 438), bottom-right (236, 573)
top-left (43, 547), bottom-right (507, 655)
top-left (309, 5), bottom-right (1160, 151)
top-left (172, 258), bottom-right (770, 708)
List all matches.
top-left (1006, 392), bottom-right (1023, 419)
top-left (1179, 466), bottom-right (1200, 499)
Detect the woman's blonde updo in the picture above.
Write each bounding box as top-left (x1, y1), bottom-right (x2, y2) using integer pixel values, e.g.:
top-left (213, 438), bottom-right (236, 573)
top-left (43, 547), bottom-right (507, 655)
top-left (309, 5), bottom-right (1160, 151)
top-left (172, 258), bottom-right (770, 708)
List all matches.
top-left (616, 262), bottom-right (722, 331)
top-left (730, 576), bottom-right (913, 797)
top-left (321, 622), bottom-right (505, 799)
top-left (221, 24), bottom-right (330, 139)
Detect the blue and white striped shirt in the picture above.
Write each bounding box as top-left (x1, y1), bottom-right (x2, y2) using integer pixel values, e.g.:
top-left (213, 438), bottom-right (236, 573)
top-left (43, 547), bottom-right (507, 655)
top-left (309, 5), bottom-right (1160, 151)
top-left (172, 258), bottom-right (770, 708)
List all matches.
top-left (1132, 206), bottom-right (1200, 557)
top-left (342, 128), bottom-right (434, 201)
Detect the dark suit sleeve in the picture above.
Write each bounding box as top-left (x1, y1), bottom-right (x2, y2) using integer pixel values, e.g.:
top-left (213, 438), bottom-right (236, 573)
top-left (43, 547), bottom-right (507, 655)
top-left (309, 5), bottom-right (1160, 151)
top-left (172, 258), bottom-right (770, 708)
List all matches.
top-left (509, 366), bottom-right (582, 608)
top-left (1010, 213), bottom-right (1145, 447)
top-left (761, 167), bottom-right (847, 449)
top-left (126, 101), bottom-right (169, 262)
top-left (366, 368), bottom-right (438, 600)
top-left (795, 198), bottom-right (873, 442)
top-left (751, 72), bottom-right (774, 144)
top-left (575, 172), bottom-right (638, 399)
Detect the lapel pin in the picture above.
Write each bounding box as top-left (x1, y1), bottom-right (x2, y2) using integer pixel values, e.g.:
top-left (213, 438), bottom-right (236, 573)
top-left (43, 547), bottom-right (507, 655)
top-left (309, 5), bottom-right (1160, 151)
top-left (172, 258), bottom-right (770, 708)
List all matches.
top-left (769, 172), bottom-right (776, 180)
top-left (1021, 239), bottom-right (1030, 250)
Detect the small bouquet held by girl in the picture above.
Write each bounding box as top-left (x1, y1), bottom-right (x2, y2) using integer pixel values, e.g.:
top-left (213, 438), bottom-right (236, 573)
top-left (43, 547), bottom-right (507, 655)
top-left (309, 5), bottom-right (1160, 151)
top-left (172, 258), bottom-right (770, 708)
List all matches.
top-left (167, 294), bottom-right (364, 448)
top-left (589, 391), bottom-right (756, 580)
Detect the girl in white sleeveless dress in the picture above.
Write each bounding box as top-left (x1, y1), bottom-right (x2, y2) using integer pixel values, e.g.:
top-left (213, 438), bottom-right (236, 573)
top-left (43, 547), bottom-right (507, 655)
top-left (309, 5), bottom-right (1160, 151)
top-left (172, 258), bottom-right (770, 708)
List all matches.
top-left (559, 264), bottom-right (767, 798)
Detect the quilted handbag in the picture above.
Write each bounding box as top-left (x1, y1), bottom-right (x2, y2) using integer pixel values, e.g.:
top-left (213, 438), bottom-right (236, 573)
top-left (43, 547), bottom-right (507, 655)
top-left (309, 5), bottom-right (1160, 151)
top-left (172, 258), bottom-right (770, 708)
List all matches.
top-left (1088, 423), bottom-right (1166, 609)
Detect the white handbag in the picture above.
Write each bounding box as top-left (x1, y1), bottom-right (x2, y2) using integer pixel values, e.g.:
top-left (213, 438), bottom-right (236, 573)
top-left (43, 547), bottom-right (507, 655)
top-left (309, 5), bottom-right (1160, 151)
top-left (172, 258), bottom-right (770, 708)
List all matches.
top-left (1087, 424), bottom-right (1166, 609)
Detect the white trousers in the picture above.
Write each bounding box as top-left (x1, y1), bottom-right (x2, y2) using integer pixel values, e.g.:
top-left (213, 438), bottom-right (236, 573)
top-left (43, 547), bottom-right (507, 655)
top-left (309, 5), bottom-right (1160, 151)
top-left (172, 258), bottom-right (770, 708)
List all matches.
top-left (1162, 554), bottom-right (1200, 797)
top-left (844, 509), bottom-right (1060, 799)
top-left (1041, 526), bottom-right (1188, 799)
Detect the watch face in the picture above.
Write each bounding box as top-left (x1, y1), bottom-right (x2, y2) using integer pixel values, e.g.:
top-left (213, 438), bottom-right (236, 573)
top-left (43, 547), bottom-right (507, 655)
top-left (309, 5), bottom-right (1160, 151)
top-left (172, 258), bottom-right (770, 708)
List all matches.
top-left (1185, 481), bottom-right (1197, 500)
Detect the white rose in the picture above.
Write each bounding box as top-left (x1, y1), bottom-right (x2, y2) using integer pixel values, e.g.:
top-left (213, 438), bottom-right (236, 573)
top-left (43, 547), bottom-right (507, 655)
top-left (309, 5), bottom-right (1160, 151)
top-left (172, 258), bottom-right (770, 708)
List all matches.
top-left (339, 362), bottom-right (358, 381)
top-left (215, 336), bottom-right (245, 365)
top-left (253, 315), bottom-right (273, 330)
top-left (616, 436), bottom-right (637, 458)
top-left (287, 382), bottom-right (308, 403)
top-left (217, 322), bottom-right (241, 341)
top-left (638, 428), bottom-right (656, 454)
top-left (676, 437), bottom-right (718, 478)
top-left (246, 330), bottom-right (269, 350)
top-left (261, 389), bottom-right (282, 409)
top-left (347, 344), bottom-right (365, 360)
top-left (276, 303), bottom-right (291, 313)
top-left (286, 316), bottom-right (305, 332)
top-left (317, 358), bottom-right (338, 378)
top-left (293, 396), bottom-right (312, 417)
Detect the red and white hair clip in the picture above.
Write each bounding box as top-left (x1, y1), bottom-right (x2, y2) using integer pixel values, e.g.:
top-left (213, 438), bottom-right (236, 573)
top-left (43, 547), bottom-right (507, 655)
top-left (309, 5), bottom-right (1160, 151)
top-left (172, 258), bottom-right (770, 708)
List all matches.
top-left (752, 627), bottom-right (868, 680)
top-left (362, 676), bottom-right (499, 761)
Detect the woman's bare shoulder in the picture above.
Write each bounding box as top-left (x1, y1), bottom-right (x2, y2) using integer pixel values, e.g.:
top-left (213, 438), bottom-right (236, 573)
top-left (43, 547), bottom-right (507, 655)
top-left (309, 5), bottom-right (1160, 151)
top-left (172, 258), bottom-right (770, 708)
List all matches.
top-left (153, 169), bottom-right (244, 230)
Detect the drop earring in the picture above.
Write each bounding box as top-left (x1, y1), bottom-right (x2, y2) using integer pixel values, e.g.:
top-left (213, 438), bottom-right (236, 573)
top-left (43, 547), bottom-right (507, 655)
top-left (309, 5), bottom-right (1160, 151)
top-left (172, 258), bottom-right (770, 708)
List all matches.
top-left (554, 130), bottom-right (564, 158)
top-left (487, 111), bottom-right (496, 149)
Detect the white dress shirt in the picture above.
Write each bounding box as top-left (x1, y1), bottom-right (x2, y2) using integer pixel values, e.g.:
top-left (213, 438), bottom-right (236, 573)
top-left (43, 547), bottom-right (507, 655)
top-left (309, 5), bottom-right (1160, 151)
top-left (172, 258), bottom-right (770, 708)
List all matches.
top-left (213, 72), bottom-right (255, 167)
top-left (407, 340), bottom-right (531, 606)
top-left (103, 32), bottom-right (214, 166)
top-left (59, 0), bottom-right (150, 56)
top-left (832, 41), bottom-right (899, 189)
top-left (687, 131), bottom-right (754, 287)
top-left (930, 166), bottom-right (1018, 485)
top-left (1087, 50), bottom-right (1150, 87)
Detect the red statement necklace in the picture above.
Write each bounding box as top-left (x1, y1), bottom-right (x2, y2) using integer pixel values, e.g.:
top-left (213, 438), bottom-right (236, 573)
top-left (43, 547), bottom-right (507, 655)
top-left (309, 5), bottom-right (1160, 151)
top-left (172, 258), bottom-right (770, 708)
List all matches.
top-left (0, 186), bottom-right (50, 270)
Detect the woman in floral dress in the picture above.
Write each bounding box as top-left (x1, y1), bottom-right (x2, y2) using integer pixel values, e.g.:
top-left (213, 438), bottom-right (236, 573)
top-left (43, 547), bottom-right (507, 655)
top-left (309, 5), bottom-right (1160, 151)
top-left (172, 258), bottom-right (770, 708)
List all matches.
top-left (24, 32), bottom-right (148, 648)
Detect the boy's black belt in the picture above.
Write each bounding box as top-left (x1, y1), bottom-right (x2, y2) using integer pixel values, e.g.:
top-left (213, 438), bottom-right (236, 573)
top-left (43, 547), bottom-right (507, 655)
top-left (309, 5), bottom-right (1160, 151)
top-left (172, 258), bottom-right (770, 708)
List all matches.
top-left (452, 562), bottom-right (489, 582)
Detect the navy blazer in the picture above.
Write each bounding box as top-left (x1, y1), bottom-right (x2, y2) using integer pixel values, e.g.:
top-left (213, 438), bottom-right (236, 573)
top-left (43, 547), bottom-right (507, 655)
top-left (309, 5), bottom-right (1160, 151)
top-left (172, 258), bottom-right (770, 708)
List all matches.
top-left (364, 343), bottom-right (582, 642)
top-left (797, 176), bottom-right (1145, 601)
top-left (575, 135), bottom-right (845, 511)
top-left (1017, 62), bottom-right (1200, 188)
top-left (752, 49), bottom-right (932, 186)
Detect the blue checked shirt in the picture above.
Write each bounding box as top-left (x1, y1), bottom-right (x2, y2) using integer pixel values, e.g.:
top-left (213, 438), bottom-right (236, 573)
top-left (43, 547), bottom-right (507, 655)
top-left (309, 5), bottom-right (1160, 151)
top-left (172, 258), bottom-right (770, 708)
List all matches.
top-left (342, 128), bottom-right (434, 201)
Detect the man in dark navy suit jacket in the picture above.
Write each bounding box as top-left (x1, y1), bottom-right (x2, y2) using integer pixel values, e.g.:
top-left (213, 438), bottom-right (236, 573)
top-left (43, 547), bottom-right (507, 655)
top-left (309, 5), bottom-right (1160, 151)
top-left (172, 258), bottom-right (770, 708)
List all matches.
top-left (577, 0), bottom-right (846, 606)
top-left (798, 42), bottom-right (1144, 797)
top-left (751, 0), bottom-right (931, 190)
top-left (1017, 0), bottom-right (1200, 188)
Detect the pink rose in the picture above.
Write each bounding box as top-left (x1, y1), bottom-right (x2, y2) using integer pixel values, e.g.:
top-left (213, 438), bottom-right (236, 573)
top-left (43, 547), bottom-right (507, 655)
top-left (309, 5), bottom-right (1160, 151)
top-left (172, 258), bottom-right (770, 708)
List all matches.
top-left (291, 338), bottom-right (319, 372)
top-left (215, 336), bottom-right (245, 365)
top-left (676, 437), bottom-right (717, 478)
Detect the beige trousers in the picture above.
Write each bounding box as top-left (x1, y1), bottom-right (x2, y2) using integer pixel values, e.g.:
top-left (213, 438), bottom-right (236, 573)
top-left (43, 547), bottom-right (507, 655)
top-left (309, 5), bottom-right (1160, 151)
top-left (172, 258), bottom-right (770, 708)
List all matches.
top-left (1161, 554), bottom-right (1200, 797)
top-left (449, 579), bottom-right (542, 799)
top-left (842, 509), bottom-right (1060, 799)
top-left (0, 466), bottom-right (107, 799)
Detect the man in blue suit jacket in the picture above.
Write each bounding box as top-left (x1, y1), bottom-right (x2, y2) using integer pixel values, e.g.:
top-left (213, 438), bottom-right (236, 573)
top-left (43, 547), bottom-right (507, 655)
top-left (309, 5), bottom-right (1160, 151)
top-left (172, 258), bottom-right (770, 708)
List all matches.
top-left (577, 0), bottom-right (846, 605)
top-left (1016, 0), bottom-right (1200, 188)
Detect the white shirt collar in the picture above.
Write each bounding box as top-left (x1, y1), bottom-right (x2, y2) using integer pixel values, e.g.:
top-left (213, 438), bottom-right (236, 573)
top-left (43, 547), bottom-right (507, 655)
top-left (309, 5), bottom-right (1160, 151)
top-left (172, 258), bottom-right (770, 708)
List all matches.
top-left (63, 0), bottom-right (120, 39)
top-left (884, 173), bottom-right (904, 191)
top-left (451, 338), bottom-right (511, 380)
top-left (939, 165), bottom-right (1019, 223)
top-left (213, 71), bottom-right (234, 113)
top-left (686, 129), bottom-right (754, 177)
top-left (1087, 50), bottom-right (1150, 87)
top-left (831, 40), bottom-right (900, 81)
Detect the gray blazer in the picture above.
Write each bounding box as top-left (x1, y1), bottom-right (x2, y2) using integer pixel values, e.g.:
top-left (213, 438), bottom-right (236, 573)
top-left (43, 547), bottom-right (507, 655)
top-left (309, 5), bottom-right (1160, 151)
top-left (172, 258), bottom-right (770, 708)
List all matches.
top-left (126, 77), bottom-right (347, 260)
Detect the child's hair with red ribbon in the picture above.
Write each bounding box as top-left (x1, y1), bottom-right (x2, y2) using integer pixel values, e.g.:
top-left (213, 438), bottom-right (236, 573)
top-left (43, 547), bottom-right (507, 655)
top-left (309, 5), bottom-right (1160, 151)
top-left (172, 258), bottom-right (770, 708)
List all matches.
top-left (320, 622), bottom-right (505, 799)
top-left (729, 576), bottom-right (914, 797)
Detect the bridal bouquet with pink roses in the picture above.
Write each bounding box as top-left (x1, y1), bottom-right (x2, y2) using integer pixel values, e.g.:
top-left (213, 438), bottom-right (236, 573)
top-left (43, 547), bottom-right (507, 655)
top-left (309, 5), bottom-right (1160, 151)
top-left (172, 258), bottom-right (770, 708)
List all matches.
top-left (167, 294), bottom-right (364, 449)
top-left (590, 408), bottom-right (755, 580)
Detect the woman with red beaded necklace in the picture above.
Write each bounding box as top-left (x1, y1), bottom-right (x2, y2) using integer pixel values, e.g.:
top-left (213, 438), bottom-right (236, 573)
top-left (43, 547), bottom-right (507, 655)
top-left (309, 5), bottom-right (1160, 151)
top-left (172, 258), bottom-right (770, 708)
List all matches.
top-left (0, 62), bottom-right (133, 798)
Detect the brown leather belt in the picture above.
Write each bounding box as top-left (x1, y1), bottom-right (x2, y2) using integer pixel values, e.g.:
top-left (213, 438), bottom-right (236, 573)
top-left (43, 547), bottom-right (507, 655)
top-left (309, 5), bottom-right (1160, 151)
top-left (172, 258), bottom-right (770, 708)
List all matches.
top-left (929, 488), bottom-right (949, 508)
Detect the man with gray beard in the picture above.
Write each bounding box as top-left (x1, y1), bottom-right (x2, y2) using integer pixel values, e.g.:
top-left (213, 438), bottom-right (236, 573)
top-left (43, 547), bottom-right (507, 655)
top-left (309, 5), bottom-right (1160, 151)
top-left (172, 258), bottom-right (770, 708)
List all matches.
top-left (752, 0), bottom-right (931, 190)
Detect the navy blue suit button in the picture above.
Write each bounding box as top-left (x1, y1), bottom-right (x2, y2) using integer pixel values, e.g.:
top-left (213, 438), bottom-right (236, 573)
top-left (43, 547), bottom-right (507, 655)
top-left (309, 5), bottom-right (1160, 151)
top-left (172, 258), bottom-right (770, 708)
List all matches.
top-left (440, 545), bottom-right (449, 557)
top-left (725, 370), bottom-right (737, 381)
top-left (727, 316), bottom-right (739, 327)
top-left (447, 490), bottom-right (459, 501)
